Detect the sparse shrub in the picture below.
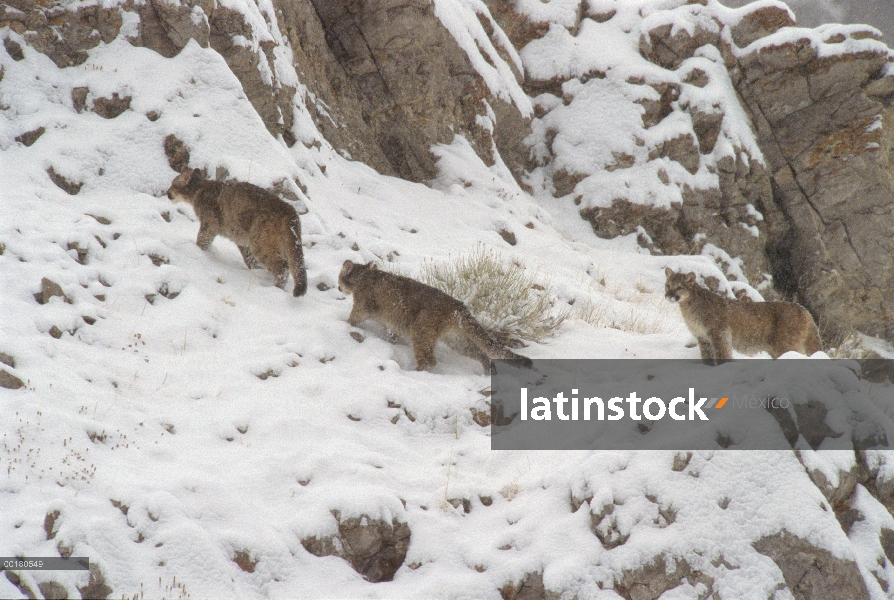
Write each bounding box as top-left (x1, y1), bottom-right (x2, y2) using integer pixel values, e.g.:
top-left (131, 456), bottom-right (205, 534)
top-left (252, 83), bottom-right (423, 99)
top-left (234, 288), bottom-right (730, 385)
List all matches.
top-left (590, 265), bottom-right (607, 287)
top-left (573, 296), bottom-right (609, 328)
top-left (612, 306), bottom-right (667, 335)
top-left (500, 482), bottom-right (519, 500)
top-left (419, 245), bottom-right (567, 343)
top-left (634, 278), bottom-right (652, 294)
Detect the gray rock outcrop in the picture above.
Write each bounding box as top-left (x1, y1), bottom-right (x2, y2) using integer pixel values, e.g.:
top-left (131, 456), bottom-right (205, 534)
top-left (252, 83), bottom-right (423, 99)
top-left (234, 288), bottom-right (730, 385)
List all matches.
top-left (727, 7), bottom-right (894, 343)
top-left (0, 0), bottom-right (121, 67)
top-left (2, 0), bottom-right (531, 186)
top-left (277, 0), bottom-right (531, 183)
top-left (130, 0), bottom-right (300, 146)
top-left (495, 0), bottom-right (894, 344)
top-left (493, 1), bottom-right (777, 287)
top-left (301, 513), bottom-right (411, 583)
top-left (627, 3), bottom-right (894, 343)
top-left (753, 532), bottom-right (869, 600)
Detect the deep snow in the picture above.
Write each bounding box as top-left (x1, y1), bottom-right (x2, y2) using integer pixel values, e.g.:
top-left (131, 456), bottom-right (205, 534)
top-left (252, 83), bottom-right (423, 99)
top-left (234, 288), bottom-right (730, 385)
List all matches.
top-left (2, 0), bottom-right (894, 598)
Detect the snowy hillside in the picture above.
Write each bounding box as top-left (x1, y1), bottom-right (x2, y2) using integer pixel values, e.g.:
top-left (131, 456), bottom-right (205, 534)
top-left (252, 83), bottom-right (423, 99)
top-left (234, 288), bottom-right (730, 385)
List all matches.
top-left (2, 0), bottom-right (894, 598)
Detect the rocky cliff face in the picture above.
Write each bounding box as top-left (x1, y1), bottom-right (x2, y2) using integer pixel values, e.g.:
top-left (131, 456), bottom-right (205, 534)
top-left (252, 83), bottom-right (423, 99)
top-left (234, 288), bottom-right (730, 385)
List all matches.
top-left (493, 0), bottom-right (894, 345)
top-left (1, 0), bottom-right (532, 187)
top-left (266, 0), bottom-right (533, 183)
top-left (289, 0), bottom-right (532, 183)
top-left (726, 5), bottom-right (894, 343)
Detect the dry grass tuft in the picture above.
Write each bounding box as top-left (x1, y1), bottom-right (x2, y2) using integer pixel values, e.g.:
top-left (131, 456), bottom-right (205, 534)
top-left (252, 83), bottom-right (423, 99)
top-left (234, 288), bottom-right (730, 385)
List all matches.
top-left (419, 245), bottom-right (568, 343)
top-left (573, 295), bottom-right (610, 328)
top-left (610, 305), bottom-right (668, 334)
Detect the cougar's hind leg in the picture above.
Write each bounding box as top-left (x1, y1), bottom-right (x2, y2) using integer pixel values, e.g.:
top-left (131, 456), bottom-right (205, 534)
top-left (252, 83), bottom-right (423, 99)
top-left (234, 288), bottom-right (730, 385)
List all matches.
top-left (238, 245), bottom-right (261, 269)
top-left (411, 330), bottom-right (437, 371)
top-left (251, 242), bottom-right (289, 290)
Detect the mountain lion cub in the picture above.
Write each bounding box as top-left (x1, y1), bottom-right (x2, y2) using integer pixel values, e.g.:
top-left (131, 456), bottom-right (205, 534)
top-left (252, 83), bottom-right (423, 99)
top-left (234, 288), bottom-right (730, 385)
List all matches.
top-left (665, 268), bottom-right (821, 363)
top-left (167, 168), bottom-right (307, 296)
top-left (338, 260), bottom-right (532, 373)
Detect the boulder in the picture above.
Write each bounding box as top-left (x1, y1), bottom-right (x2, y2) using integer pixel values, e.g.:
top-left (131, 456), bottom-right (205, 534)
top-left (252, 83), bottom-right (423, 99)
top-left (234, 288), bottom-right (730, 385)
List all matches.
top-left (640, 14), bottom-right (721, 70)
top-left (302, 513), bottom-right (411, 583)
top-left (753, 532), bottom-right (869, 600)
top-left (613, 555), bottom-right (713, 600)
top-left (34, 278), bottom-right (70, 305)
top-left (0, 370), bottom-right (24, 390)
top-left (15, 126), bottom-right (45, 146)
top-left (92, 93), bottom-right (131, 119)
top-left (130, 0), bottom-right (212, 57)
top-left (501, 571), bottom-right (562, 600)
top-left (729, 4), bottom-right (795, 48)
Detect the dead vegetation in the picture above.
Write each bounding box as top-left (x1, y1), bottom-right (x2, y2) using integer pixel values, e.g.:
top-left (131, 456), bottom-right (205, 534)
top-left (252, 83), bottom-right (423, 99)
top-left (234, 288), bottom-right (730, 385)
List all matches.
top-left (419, 245), bottom-right (568, 343)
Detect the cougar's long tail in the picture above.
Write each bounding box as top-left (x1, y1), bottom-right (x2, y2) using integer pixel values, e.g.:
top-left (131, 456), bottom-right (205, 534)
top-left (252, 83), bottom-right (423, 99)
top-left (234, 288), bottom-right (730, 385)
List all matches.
top-left (288, 216), bottom-right (307, 297)
top-left (456, 310), bottom-right (533, 369)
top-left (804, 316), bottom-right (823, 356)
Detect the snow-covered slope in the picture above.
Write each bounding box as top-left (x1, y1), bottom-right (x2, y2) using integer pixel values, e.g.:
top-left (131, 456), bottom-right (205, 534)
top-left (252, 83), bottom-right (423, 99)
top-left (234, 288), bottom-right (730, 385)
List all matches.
top-left (2, 1), bottom-right (894, 598)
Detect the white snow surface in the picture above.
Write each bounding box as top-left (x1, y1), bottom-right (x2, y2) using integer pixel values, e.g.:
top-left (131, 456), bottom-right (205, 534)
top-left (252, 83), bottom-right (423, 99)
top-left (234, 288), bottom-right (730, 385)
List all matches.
top-left (521, 0), bottom-right (767, 222)
top-left (1, 2), bottom-right (894, 598)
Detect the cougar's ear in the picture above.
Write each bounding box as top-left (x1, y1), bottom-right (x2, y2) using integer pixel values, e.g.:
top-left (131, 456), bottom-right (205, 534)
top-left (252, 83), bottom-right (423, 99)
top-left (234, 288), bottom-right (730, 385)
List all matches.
top-left (367, 262), bottom-right (378, 271)
top-left (665, 267), bottom-right (673, 277)
top-left (191, 168), bottom-right (203, 182)
top-left (684, 272), bottom-right (697, 283)
top-left (341, 260), bottom-right (357, 277)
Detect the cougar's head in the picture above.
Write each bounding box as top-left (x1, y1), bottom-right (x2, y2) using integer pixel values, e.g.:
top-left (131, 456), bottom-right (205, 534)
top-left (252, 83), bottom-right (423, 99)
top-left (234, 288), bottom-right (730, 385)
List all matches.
top-left (664, 268), bottom-right (696, 303)
top-left (166, 168), bottom-right (203, 202)
top-left (338, 260), bottom-right (377, 294)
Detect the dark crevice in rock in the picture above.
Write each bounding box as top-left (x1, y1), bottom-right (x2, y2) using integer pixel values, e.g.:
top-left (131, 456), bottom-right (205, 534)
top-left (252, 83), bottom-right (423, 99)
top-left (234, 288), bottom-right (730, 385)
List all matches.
top-left (765, 229), bottom-right (800, 299)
